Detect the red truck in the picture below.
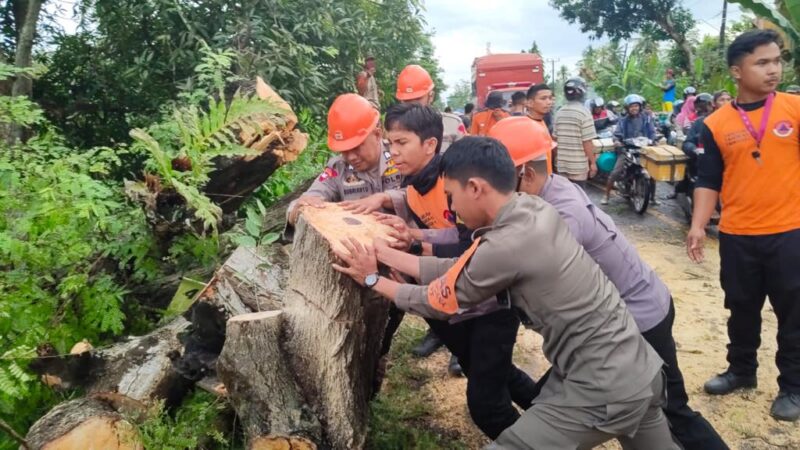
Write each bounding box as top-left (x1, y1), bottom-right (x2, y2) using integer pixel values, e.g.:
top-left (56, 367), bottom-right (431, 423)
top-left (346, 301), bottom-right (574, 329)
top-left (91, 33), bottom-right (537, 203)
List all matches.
top-left (471, 53), bottom-right (545, 108)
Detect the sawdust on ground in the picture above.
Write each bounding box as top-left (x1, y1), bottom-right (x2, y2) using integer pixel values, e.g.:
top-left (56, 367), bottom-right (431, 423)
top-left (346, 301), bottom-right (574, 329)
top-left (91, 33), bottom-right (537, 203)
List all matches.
top-left (405, 225), bottom-right (800, 450)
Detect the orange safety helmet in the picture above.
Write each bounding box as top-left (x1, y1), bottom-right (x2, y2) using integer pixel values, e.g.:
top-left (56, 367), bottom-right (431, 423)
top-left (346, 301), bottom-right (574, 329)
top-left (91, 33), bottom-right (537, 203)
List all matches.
top-left (327, 93), bottom-right (380, 152)
top-left (488, 117), bottom-right (551, 166)
top-left (396, 64), bottom-right (435, 101)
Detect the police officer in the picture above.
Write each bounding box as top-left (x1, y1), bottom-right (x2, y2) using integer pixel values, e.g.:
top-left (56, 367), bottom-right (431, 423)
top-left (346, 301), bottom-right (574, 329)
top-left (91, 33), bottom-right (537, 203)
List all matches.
top-left (286, 93), bottom-right (402, 226)
top-left (395, 64), bottom-right (466, 152)
top-left (332, 137), bottom-right (677, 449)
top-left (491, 117), bottom-right (728, 450)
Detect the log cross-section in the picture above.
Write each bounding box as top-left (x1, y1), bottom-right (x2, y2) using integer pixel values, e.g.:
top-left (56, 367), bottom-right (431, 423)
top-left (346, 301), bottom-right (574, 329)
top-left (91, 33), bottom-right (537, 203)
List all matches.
top-left (281, 204), bottom-right (395, 449)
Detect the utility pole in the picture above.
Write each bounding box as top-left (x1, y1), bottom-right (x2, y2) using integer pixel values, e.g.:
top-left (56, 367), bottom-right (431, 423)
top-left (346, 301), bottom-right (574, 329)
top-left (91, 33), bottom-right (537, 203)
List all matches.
top-left (546, 58), bottom-right (560, 85)
top-left (719, 0), bottom-right (728, 53)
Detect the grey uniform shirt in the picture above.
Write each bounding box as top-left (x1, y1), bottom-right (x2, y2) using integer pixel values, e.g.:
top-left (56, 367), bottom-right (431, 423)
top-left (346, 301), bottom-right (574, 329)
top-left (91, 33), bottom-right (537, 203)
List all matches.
top-left (396, 194), bottom-right (663, 407)
top-left (285, 146), bottom-right (402, 232)
top-left (539, 174), bottom-right (671, 332)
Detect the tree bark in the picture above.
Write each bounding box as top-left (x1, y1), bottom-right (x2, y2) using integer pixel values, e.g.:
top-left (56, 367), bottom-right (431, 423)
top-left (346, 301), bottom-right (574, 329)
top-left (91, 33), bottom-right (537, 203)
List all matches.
top-left (7, 0), bottom-right (43, 144)
top-left (24, 396), bottom-right (143, 450)
top-left (217, 311), bottom-right (322, 447)
top-left (280, 204), bottom-right (395, 449)
top-left (30, 318), bottom-right (192, 406)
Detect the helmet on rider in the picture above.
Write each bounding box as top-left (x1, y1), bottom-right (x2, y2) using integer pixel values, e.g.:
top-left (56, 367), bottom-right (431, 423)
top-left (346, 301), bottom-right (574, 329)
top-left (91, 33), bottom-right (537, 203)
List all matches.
top-left (327, 93), bottom-right (380, 152)
top-left (624, 94), bottom-right (645, 107)
top-left (396, 65), bottom-right (435, 102)
top-left (694, 92), bottom-right (714, 116)
top-left (683, 86), bottom-right (697, 96)
top-left (589, 97), bottom-right (605, 110)
top-left (564, 77), bottom-right (588, 101)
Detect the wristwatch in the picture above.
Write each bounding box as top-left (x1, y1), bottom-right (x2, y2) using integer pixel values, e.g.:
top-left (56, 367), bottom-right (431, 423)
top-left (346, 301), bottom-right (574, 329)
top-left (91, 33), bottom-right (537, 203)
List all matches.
top-left (409, 240), bottom-right (424, 256)
top-left (364, 272), bottom-right (380, 289)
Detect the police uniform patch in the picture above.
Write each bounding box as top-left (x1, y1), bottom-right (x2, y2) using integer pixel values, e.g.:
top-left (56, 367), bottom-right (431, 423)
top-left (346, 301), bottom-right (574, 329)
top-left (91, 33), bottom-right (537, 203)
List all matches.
top-left (318, 167), bottom-right (338, 182)
top-left (383, 157), bottom-right (399, 176)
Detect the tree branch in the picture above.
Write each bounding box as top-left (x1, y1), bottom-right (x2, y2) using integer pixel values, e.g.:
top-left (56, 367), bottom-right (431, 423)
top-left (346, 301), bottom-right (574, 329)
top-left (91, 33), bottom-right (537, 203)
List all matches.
top-left (0, 417), bottom-right (30, 450)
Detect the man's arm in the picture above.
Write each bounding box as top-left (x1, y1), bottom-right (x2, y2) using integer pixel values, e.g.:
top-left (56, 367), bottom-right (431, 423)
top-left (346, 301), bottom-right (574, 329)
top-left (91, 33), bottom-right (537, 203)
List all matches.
top-left (286, 169), bottom-right (341, 225)
top-left (394, 237), bottom-right (517, 319)
top-left (340, 191), bottom-right (395, 214)
top-left (687, 124), bottom-right (723, 263)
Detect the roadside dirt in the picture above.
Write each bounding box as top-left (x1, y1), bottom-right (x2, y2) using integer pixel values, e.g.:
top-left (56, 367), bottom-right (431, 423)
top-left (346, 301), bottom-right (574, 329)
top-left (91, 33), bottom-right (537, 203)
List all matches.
top-left (404, 200), bottom-right (800, 450)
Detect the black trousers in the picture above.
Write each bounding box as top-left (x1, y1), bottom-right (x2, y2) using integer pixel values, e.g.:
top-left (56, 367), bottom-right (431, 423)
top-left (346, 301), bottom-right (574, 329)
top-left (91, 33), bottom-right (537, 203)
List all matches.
top-left (719, 229), bottom-right (800, 394)
top-left (642, 300), bottom-right (728, 450)
top-left (427, 309), bottom-right (539, 440)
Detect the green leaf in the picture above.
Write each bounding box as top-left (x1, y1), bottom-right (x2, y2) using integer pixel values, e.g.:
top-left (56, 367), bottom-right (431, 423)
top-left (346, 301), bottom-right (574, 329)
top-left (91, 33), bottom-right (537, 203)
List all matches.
top-left (233, 235), bottom-right (257, 247)
top-left (729, 0), bottom-right (800, 45)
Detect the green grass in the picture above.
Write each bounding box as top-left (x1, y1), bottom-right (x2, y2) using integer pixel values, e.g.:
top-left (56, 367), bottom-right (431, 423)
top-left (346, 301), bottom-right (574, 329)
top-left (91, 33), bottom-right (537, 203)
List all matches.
top-left (367, 320), bottom-right (468, 450)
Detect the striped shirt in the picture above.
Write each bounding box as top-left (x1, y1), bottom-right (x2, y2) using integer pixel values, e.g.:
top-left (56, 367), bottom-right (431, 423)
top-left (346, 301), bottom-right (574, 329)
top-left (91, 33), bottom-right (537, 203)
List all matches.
top-left (554, 101), bottom-right (597, 177)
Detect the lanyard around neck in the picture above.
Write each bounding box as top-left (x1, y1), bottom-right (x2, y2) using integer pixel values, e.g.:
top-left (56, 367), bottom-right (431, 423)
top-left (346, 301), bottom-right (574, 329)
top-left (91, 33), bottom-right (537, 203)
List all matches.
top-left (734, 92), bottom-right (775, 150)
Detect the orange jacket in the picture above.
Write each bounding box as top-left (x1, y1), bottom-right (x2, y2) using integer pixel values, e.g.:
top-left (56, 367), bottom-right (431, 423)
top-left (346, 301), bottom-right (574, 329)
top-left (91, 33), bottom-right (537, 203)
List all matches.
top-left (470, 108), bottom-right (510, 136)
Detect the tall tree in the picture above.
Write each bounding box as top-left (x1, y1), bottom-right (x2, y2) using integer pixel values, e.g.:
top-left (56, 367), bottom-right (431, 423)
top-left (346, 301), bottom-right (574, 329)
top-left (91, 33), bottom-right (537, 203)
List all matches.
top-left (447, 79), bottom-right (472, 109)
top-left (549, 0), bottom-right (697, 78)
top-left (529, 40), bottom-right (541, 55)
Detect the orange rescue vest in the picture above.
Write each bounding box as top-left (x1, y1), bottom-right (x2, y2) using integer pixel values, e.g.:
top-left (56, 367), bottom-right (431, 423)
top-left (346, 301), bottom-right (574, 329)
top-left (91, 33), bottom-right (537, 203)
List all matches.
top-left (406, 177), bottom-right (456, 229)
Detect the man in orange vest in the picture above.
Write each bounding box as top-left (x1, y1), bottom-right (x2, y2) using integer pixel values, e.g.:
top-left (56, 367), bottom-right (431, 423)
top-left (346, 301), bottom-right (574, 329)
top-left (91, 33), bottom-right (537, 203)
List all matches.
top-left (395, 64), bottom-right (466, 152)
top-left (470, 91), bottom-right (510, 136)
top-left (688, 29), bottom-right (800, 421)
top-left (369, 104), bottom-right (539, 437)
top-left (355, 56), bottom-right (380, 108)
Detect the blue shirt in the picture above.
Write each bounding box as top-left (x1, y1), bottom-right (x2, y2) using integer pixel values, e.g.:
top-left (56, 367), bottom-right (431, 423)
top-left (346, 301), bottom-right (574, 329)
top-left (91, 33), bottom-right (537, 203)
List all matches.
top-left (663, 79), bottom-right (676, 102)
top-left (539, 174), bottom-right (671, 332)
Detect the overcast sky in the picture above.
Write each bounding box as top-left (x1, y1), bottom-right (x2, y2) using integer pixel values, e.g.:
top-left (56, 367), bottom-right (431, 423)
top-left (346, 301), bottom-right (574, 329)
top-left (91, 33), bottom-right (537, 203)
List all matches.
top-left (424, 0), bottom-right (743, 99)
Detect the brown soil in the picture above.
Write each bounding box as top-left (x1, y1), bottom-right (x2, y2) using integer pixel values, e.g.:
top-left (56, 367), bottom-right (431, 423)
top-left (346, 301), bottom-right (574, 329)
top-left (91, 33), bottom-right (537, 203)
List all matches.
top-left (405, 224), bottom-right (800, 450)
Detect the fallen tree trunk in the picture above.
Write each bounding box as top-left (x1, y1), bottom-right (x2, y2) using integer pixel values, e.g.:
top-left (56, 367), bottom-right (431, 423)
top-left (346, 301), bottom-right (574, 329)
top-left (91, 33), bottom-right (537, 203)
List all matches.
top-left (174, 244), bottom-right (288, 382)
top-left (125, 77), bottom-right (308, 248)
top-left (24, 396), bottom-right (143, 450)
top-left (30, 318), bottom-right (191, 406)
top-left (217, 311), bottom-right (321, 447)
top-left (279, 204), bottom-right (396, 449)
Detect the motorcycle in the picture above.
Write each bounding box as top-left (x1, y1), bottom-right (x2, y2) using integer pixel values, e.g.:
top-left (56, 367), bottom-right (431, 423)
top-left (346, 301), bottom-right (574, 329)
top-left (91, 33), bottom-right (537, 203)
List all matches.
top-left (615, 137), bottom-right (654, 214)
top-left (675, 141), bottom-right (720, 224)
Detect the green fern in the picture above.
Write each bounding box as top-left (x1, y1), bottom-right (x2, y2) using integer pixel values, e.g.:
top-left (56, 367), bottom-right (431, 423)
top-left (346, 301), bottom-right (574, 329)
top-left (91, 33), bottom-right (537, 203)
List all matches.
top-left (132, 87), bottom-right (288, 233)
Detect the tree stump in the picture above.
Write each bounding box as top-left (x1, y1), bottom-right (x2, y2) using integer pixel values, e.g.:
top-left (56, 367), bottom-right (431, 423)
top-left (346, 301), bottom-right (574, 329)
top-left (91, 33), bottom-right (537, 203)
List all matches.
top-left (281, 204), bottom-right (395, 449)
top-left (217, 311), bottom-right (322, 448)
top-left (24, 396), bottom-right (142, 450)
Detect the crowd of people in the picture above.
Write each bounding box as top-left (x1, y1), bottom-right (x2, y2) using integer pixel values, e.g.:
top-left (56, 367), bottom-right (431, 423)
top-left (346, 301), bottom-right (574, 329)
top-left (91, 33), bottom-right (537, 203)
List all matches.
top-left (284, 28), bottom-right (799, 449)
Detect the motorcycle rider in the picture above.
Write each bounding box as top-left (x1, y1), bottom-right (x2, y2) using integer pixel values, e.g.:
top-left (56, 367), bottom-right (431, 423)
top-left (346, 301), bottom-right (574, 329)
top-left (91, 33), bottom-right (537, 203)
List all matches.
top-left (602, 94), bottom-right (656, 205)
top-left (669, 93), bottom-right (714, 203)
top-left (590, 97), bottom-right (616, 133)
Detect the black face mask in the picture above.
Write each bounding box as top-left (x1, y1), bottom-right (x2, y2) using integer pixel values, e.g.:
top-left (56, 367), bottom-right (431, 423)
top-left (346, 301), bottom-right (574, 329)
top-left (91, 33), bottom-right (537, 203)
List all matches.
top-left (402, 153), bottom-right (442, 195)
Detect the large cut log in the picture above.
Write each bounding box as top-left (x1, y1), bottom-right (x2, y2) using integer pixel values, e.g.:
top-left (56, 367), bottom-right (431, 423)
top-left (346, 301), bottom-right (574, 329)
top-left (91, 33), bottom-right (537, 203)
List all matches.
top-left (24, 395), bottom-right (143, 450)
top-left (280, 203), bottom-right (396, 449)
top-left (217, 311), bottom-right (321, 448)
top-left (174, 244), bottom-right (289, 382)
top-left (30, 318), bottom-right (191, 406)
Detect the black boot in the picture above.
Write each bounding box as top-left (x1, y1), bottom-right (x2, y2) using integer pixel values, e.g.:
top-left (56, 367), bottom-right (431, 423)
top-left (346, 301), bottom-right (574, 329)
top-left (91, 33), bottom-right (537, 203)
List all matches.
top-left (703, 371), bottom-right (757, 395)
top-left (411, 329), bottom-right (443, 357)
top-left (771, 392), bottom-right (800, 422)
top-left (448, 354), bottom-right (463, 377)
